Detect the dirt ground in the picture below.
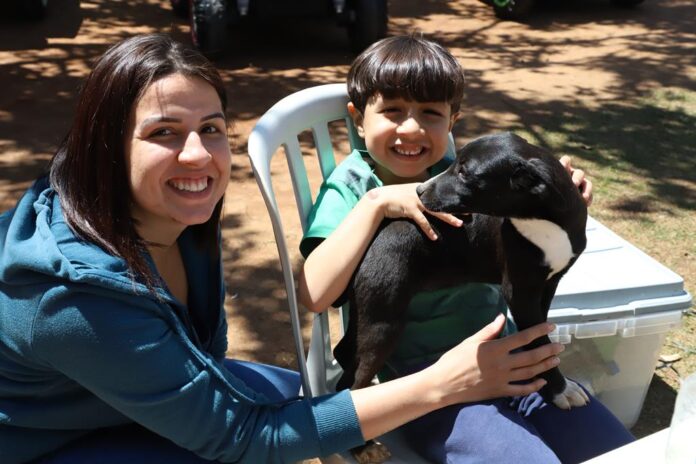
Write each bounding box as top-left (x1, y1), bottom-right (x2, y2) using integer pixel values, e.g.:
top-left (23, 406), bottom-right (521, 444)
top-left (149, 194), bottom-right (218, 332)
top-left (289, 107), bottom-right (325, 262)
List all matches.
top-left (1, 0), bottom-right (694, 454)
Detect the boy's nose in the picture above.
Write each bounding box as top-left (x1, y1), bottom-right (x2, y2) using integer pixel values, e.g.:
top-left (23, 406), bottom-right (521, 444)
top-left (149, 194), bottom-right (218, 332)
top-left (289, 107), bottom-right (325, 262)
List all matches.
top-left (396, 116), bottom-right (423, 135)
top-left (179, 131), bottom-right (212, 167)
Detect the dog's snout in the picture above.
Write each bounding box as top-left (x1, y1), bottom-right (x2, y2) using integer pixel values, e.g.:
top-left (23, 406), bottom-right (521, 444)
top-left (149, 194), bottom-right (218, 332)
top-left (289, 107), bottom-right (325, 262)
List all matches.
top-left (416, 184), bottom-right (426, 196)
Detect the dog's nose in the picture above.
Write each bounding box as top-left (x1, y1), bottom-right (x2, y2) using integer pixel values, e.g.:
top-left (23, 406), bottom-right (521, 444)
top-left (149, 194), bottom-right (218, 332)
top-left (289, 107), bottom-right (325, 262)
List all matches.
top-left (416, 184), bottom-right (426, 196)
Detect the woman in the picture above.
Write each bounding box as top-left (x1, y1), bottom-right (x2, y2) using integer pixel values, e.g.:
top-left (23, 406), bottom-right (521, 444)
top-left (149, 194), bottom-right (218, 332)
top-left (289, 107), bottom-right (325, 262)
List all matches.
top-left (0, 34), bottom-right (565, 463)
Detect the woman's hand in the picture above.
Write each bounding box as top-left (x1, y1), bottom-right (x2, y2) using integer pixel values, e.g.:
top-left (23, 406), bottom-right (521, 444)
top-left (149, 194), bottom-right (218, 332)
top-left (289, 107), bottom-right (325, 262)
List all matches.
top-left (559, 155), bottom-right (593, 206)
top-left (367, 183), bottom-right (463, 240)
top-left (423, 314), bottom-right (564, 407)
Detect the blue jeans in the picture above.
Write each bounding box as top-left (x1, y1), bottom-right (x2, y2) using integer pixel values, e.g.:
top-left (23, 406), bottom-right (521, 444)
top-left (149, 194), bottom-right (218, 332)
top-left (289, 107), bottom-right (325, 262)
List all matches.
top-left (400, 384), bottom-right (635, 464)
top-left (35, 359), bottom-right (301, 464)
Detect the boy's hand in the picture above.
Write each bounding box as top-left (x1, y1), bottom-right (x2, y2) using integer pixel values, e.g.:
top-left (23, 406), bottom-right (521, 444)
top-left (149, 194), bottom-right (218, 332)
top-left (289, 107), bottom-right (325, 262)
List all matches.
top-left (368, 183), bottom-right (463, 240)
top-left (559, 155), bottom-right (593, 206)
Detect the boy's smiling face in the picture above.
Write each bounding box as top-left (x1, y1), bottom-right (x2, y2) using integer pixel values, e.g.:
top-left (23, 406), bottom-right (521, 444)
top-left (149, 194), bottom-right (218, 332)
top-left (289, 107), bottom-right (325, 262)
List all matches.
top-left (349, 93), bottom-right (459, 185)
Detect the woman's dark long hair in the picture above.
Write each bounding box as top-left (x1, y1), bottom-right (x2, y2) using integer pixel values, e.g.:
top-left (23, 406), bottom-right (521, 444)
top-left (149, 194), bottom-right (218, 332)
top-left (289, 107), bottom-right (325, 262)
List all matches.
top-left (49, 34), bottom-right (228, 291)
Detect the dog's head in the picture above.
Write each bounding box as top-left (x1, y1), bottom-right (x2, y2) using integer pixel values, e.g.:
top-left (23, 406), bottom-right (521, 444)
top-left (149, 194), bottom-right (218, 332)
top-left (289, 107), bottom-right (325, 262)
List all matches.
top-left (417, 132), bottom-right (579, 219)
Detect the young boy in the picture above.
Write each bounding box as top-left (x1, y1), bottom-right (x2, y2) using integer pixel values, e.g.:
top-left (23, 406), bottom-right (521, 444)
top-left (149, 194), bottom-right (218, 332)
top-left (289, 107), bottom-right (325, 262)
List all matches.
top-left (298, 35), bottom-right (632, 463)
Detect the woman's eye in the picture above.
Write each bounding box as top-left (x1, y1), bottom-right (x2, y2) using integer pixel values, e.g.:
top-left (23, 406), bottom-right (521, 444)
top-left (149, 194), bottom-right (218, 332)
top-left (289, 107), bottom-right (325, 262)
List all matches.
top-left (424, 109), bottom-right (444, 117)
top-left (150, 127), bottom-right (174, 137)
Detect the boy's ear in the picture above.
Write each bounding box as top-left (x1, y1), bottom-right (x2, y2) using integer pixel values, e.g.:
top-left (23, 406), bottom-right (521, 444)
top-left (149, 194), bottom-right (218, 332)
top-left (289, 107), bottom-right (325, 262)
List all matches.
top-left (347, 102), bottom-right (365, 138)
top-left (448, 111), bottom-right (462, 132)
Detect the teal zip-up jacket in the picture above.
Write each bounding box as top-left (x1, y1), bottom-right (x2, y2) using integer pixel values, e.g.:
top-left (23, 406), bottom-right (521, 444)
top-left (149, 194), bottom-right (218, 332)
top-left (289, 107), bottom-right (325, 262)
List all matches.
top-left (0, 179), bottom-right (363, 463)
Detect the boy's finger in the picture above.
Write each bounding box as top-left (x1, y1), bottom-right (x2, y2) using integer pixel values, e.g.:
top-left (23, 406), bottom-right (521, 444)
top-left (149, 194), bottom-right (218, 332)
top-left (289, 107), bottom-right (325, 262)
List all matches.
top-left (427, 211), bottom-right (464, 227)
top-left (581, 179), bottom-right (593, 206)
top-left (414, 213), bottom-right (438, 240)
top-left (559, 155), bottom-right (572, 171)
top-left (571, 169), bottom-right (585, 186)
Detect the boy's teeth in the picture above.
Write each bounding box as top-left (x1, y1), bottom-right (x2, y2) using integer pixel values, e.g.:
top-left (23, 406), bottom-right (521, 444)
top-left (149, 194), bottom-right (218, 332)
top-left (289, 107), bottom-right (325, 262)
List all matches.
top-left (394, 146), bottom-right (423, 156)
top-left (170, 178), bottom-right (208, 192)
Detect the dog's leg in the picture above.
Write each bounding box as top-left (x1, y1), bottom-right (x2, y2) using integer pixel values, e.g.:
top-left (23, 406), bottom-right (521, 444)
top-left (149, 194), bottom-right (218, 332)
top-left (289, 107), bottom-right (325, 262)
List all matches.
top-left (501, 278), bottom-right (576, 406)
top-left (537, 280), bottom-right (589, 409)
top-left (337, 222), bottom-right (423, 390)
top-left (338, 278), bottom-right (411, 389)
top-left (505, 278), bottom-right (588, 409)
top-left (334, 309), bottom-right (359, 391)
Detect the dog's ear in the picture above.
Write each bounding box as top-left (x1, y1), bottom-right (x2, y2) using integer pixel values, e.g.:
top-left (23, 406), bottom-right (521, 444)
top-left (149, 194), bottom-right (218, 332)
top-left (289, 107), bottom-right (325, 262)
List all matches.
top-left (510, 162), bottom-right (548, 196)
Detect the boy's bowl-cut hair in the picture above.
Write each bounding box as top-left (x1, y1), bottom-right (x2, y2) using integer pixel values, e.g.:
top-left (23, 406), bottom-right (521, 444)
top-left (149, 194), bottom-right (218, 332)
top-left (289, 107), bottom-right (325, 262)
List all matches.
top-left (348, 34), bottom-right (465, 114)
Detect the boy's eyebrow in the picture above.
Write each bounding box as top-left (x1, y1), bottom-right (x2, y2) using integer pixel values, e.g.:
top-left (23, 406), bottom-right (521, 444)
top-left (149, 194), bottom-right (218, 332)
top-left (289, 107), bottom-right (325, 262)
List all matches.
top-left (139, 112), bottom-right (226, 128)
top-left (201, 112), bottom-right (226, 122)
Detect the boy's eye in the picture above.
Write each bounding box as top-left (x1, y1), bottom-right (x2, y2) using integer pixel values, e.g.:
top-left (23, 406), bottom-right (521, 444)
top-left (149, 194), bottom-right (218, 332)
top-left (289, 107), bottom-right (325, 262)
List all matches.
top-left (201, 124), bottom-right (220, 134)
top-left (424, 108), bottom-right (444, 117)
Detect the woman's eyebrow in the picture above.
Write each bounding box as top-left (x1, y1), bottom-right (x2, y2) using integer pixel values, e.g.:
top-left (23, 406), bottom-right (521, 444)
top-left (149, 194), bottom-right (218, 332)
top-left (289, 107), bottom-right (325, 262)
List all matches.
top-left (139, 112), bottom-right (226, 128)
top-left (140, 115), bottom-right (180, 128)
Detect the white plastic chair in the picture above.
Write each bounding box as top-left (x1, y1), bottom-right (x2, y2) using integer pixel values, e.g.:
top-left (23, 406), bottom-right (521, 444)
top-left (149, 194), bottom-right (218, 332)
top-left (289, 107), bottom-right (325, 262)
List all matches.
top-left (248, 83), bottom-right (453, 463)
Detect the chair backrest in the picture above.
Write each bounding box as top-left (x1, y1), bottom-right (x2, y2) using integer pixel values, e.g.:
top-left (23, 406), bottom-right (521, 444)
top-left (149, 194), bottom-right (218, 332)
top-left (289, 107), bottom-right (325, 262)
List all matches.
top-left (248, 83), bottom-right (358, 398)
top-left (247, 83), bottom-right (456, 399)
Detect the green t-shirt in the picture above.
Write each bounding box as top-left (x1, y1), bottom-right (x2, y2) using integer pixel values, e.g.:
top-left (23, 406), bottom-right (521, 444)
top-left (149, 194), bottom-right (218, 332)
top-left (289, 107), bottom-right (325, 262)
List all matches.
top-left (300, 149), bottom-right (511, 378)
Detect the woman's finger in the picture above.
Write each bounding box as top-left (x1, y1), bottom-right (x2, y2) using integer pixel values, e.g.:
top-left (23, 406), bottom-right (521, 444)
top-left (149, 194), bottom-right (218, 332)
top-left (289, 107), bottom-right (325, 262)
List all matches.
top-left (508, 356), bottom-right (560, 382)
top-left (467, 313), bottom-right (507, 343)
top-left (507, 343), bottom-right (564, 368)
top-left (501, 322), bottom-right (555, 350)
top-left (504, 378), bottom-right (547, 397)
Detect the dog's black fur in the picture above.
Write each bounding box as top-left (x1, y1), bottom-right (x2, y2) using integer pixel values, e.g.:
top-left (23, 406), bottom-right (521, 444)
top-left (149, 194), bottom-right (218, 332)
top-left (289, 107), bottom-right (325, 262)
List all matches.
top-left (334, 132), bottom-right (588, 406)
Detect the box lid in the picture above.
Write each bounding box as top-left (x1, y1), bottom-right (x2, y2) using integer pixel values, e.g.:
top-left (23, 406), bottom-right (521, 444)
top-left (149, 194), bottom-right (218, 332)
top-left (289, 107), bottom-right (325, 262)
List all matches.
top-left (549, 217), bottom-right (692, 322)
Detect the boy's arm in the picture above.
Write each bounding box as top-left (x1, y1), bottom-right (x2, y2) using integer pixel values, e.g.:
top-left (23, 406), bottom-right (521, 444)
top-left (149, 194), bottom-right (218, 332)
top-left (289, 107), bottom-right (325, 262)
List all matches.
top-left (298, 184), bottom-right (463, 313)
top-left (298, 190), bottom-right (385, 312)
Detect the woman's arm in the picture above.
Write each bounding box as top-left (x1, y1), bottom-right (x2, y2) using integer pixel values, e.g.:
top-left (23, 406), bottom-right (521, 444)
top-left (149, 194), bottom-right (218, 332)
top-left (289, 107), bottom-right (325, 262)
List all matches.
top-left (351, 314), bottom-right (563, 439)
top-left (298, 183), bottom-right (462, 312)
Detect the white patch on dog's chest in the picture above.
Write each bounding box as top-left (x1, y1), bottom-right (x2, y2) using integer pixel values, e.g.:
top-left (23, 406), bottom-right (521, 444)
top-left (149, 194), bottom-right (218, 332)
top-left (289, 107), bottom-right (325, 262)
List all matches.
top-left (510, 218), bottom-right (574, 279)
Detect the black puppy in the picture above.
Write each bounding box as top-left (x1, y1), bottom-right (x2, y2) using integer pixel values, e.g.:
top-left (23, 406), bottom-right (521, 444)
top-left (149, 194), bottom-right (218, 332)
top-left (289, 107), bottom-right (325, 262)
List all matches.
top-left (334, 132), bottom-right (589, 409)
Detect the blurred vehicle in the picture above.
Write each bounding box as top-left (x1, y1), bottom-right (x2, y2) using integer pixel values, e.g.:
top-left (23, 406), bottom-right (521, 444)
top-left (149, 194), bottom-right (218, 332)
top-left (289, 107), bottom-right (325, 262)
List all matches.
top-left (485, 0), bottom-right (645, 20)
top-left (170, 0), bottom-right (388, 56)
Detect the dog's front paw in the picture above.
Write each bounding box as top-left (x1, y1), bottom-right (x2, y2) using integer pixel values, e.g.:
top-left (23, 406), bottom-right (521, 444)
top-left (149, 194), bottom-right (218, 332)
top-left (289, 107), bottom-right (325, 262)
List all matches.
top-left (552, 379), bottom-right (590, 409)
top-left (351, 440), bottom-right (392, 464)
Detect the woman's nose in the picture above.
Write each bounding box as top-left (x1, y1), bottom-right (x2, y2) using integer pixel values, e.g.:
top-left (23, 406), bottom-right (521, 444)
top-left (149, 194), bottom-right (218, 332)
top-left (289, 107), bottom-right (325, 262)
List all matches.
top-left (179, 131), bottom-right (212, 166)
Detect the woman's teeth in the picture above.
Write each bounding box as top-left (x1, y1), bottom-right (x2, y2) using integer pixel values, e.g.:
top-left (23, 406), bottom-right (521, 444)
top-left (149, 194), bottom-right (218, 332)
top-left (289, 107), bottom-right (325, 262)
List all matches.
top-left (170, 178), bottom-right (208, 192)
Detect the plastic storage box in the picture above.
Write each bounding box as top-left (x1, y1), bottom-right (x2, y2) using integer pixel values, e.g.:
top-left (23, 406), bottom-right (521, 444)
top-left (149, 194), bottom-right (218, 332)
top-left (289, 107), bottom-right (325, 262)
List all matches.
top-left (548, 217), bottom-right (692, 428)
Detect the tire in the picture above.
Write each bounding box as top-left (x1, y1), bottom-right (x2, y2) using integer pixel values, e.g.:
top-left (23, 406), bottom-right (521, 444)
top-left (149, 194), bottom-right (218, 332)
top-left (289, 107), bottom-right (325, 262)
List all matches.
top-left (492, 0), bottom-right (535, 20)
top-left (611, 0), bottom-right (645, 7)
top-left (170, 0), bottom-right (190, 18)
top-left (190, 0), bottom-right (228, 57)
top-left (347, 0), bottom-right (388, 53)
top-left (20, 0), bottom-right (48, 19)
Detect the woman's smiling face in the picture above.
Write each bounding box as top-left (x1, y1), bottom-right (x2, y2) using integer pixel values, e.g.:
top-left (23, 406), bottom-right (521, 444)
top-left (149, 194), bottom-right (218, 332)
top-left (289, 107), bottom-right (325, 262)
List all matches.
top-left (125, 73), bottom-right (231, 243)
